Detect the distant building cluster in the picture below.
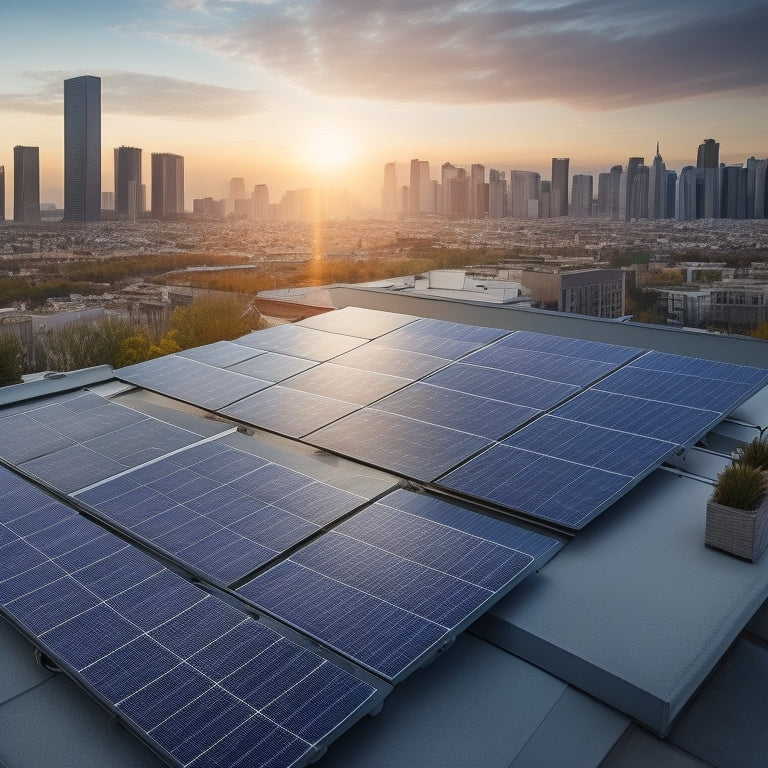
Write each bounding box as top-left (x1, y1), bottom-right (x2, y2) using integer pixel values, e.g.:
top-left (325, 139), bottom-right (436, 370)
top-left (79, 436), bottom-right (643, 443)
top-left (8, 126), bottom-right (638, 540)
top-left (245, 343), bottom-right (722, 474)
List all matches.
top-left (382, 141), bottom-right (768, 222)
top-left (1, 75), bottom-right (186, 224)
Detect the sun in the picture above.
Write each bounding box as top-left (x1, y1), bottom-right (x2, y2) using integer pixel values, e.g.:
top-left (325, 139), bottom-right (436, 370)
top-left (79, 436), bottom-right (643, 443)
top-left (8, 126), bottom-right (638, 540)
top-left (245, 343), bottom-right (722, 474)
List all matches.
top-left (303, 128), bottom-right (357, 169)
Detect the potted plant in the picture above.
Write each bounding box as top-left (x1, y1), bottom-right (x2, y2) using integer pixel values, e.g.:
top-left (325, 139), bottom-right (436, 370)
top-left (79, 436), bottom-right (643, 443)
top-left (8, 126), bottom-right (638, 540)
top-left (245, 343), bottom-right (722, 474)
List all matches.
top-left (735, 435), bottom-right (768, 471)
top-left (705, 459), bottom-right (768, 563)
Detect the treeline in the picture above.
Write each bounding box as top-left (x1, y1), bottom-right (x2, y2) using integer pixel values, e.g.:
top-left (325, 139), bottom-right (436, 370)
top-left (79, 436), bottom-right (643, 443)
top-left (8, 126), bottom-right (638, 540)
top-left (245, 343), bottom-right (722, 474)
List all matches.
top-left (0, 277), bottom-right (113, 305)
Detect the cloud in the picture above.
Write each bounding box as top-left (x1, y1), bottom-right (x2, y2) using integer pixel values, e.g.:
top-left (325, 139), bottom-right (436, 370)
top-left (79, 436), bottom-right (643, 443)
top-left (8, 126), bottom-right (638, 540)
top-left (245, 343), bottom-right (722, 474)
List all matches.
top-left (0, 71), bottom-right (263, 119)
top-left (172, 0), bottom-right (768, 109)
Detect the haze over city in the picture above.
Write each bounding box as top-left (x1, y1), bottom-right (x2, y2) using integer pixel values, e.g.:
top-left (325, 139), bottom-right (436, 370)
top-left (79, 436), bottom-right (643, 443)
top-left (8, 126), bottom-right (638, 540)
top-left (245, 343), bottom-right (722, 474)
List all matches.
top-left (2, 0), bottom-right (767, 210)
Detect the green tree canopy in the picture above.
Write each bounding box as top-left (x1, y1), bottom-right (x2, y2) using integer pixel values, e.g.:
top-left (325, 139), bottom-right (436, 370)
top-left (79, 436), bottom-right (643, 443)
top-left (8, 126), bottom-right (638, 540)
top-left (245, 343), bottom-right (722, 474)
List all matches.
top-left (167, 297), bottom-right (266, 350)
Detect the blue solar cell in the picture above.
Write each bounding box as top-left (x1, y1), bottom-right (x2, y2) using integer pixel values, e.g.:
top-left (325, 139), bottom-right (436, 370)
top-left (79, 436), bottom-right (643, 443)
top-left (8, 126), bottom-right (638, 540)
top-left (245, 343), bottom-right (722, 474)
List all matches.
top-left (297, 306), bottom-right (420, 339)
top-left (239, 489), bottom-right (559, 681)
top-left (552, 389), bottom-right (721, 443)
top-left (273, 482), bottom-right (366, 526)
top-left (0, 467), bottom-right (380, 768)
top-left (372, 382), bottom-right (540, 439)
top-left (308, 408), bottom-right (493, 481)
top-left (227, 351), bottom-right (317, 381)
top-left (595, 365), bottom-right (765, 412)
top-left (439, 444), bottom-right (636, 530)
top-left (240, 559), bottom-right (447, 681)
top-left (117, 354), bottom-right (270, 410)
top-left (498, 330), bottom-right (643, 364)
top-left (630, 350), bottom-right (768, 385)
top-left (502, 415), bottom-right (678, 475)
top-left (0, 413), bottom-right (75, 463)
top-left (178, 340), bottom-right (262, 367)
top-left (405, 317), bottom-right (510, 344)
top-left (332, 344), bottom-right (450, 379)
top-left (221, 386), bottom-right (361, 438)
top-left (282, 363), bottom-right (411, 405)
top-left (462, 345), bottom-right (618, 385)
top-left (235, 324), bottom-right (367, 361)
top-left (424, 363), bottom-right (580, 408)
top-left (371, 328), bottom-right (484, 359)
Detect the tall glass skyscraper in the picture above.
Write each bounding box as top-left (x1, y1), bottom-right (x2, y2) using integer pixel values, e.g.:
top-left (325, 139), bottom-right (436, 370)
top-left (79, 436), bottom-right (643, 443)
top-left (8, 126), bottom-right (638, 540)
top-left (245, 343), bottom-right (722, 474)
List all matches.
top-left (151, 153), bottom-right (185, 218)
top-left (550, 158), bottom-right (569, 217)
top-left (13, 146), bottom-right (40, 224)
top-left (114, 146), bottom-right (142, 221)
top-left (64, 75), bottom-right (101, 222)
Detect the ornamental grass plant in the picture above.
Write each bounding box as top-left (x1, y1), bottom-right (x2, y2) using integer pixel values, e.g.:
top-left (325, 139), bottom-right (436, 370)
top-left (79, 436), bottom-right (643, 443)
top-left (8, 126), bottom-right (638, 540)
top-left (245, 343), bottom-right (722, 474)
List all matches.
top-left (712, 463), bottom-right (768, 511)
top-left (736, 435), bottom-right (768, 472)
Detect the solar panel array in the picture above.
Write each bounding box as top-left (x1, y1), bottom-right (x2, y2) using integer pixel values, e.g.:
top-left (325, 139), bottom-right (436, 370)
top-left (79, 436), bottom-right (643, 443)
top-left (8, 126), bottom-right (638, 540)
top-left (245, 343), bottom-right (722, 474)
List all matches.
top-left (0, 466), bottom-right (382, 768)
top-left (113, 308), bottom-right (768, 532)
top-left (0, 391), bottom-right (219, 493)
top-left (75, 441), bottom-right (369, 587)
top-left (237, 488), bottom-right (561, 682)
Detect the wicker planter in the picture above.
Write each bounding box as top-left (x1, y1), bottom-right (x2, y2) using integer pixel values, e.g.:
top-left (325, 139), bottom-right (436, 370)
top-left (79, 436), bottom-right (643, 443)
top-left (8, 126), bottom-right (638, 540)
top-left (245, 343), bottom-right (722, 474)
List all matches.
top-left (705, 495), bottom-right (768, 563)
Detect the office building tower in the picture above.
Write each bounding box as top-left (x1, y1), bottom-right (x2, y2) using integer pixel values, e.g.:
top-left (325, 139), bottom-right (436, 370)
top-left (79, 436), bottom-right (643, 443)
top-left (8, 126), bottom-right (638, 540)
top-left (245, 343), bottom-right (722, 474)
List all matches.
top-left (13, 146), bottom-right (40, 223)
top-left (151, 153), bottom-right (184, 218)
top-left (665, 170), bottom-right (678, 219)
top-left (697, 138), bottom-right (719, 168)
top-left (408, 159), bottom-right (421, 213)
top-left (570, 175), bottom-right (593, 218)
top-left (550, 158), bottom-right (569, 217)
top-left (228, 177), bottom-right (246, 215)
top-left (648, 143), bottom-right (667, 220)
top-left (597, 165), bottom-right (623, 219)
top-left (114, 146), bottom-right (142, 220)
top-left (63, 75), bottom-right (101, 222)
top-left (539, 180), bottom-right (551, 219)
top-left (488, 169), bottom-right (507, 219)
top-left (746, 157), bottom-right (768, 219)
top-left (470, 164), bottom-right (485, 217)
top-left (441, 162), bottom-right (459, 215)
top-left (624, 157), bottom-right (647, 220)
top-left (381, 163), bottom-right (397, 218)
top-left (0, 165), bottom-right (4, 220)
top-left (447, 168), bottom-right (471, 218)
top-left (677, 166), bottom-right (697, 221)
top-left (509, 171), bottom-right (540, 219)
top-left (720, 165), bottom-right (747, 219)
top-left (408, 159), bottom-right (431, 213)
top-left (252, 184), bottom-right (269, 221)
top-left (696, 138), bottom-right (719, 219)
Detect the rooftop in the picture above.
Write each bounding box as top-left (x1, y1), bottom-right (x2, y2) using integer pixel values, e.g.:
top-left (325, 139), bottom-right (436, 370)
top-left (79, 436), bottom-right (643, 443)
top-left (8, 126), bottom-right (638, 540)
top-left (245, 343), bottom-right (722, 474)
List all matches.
top-left (1, 293), bottom-right (768, 768)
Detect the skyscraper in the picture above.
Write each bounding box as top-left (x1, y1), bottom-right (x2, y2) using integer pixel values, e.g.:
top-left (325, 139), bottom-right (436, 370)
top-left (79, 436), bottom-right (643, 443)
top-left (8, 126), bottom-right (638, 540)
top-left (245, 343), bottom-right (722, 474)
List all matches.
top-left (64, 75), bottom-right (101, 222)
top-left (381, 163), bottom-right (397, 218)
top-left (13, 146), bottom-right (40, 224)
top-left (252, 184), bottom-right (270, 221)
top-left (409, 159), bottom-right (421, 213)
top-left (151, 153), bottom-right (184, 218)
top-left (114, 146), bottom-right (142, 221)
top-left (470, 164), bottom-right (485, 218)
top-left (624, 157), bottom-right (648, 220)
top-left (488, 169), bottom-right (507, 219)
top-left (509, 171), bottom-right (540, 218)
top-left (648, 143), bottom-right (667, 220)
top-left (697, 138), bottom-right (719, 168)
top-left (550, 158), bottom-right (569, 217)
top-left (570, 175), bottom-right (593, 218)
top-left (677, 166), bottom-right (697, 221)
top-left (696, 138), bottom-right (719, 219)
top-left (0, 165), bottom-right (4, 221)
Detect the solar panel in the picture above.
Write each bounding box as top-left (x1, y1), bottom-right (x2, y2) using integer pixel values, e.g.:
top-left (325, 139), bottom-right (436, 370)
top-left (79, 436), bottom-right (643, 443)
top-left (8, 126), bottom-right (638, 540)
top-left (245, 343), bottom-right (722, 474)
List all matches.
top-left (403, 317), bottom-right (510, 344)
top-left (296, 307), bottom-right (420, 339)
top-left (371, 328), bottom-right (485, 360)
top-left (0, 412), bottom-right (75, 464)
top-left (307, 408), bottom-right (493, 481)
top-left (498, 330), bottom-right (643, 364)
top-left (221, 386), bottom-right (361, 438)
top-left (332, 344), bottom-right (450, 379)
top-left (424, 363), bottom-right (580, 409)
top-left (372, 382), bottom-right (540, 440)
top-left (177, 340), bottom-right (262, 367)
top-left (0, 467), bottom-right (381, 768)
top-left (75, 441), bottom-right (369, 586)
top-left (234, 324), bottom-right (367, 361)
top-left (629, 350), bottom-right (768, 384)
top-left (461, 345), bottom-right (620, 386)
top-left (281, 363), bottom-right (411, 406)
top-left (439, 444), bottom-right (638, 530)
top-left (116, 354), bottom-right (271, 410)
top-left (227, 351), bottom-right (318, 381)
top-left (238, 488), bottom-right (561, 682)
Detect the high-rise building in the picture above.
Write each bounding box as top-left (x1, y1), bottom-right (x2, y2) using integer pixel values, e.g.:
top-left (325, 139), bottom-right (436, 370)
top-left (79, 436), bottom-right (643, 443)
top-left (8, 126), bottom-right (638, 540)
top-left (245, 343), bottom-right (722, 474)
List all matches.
top-left (539, 180), bottom-right (551, 219)
top-left (440, 162), bottom-right (459, 215)
top-left (697, 138), bottom-right (719, 168)
top-left (550, 158), bottom-right (569, 217)
top-left (648, 143), bottom-right (667, 220)
top-left (509, 171), bottom-right (540, 218)
top-left (570, 175), bottom-right (593, 218)
top-left (64, 75), bottom-right (101, 223)
top-left (720, 165), bottom-right (747, 220)
top-left (597, 165), bottom-right (623, 219)
top-left (252, 184), bottom-right (269, 221)
top-left (151, 153), bottom-right (184, 218)
top-left (0, 165), bottom-right (4, 221)
top-left (470, 164), bottom-right (485, 218)
top-left (677, 166), bottom-right (697, 221)
top-left (746, 157), bottom-right (768, 219)
top-left (101, 191), bottom-right (114, 211)
top-left (488, 169), bottom-right (507, 219)
top-left (114, 146), bottom-right (142, 220)
top-left (381, 163), bottom-right (397, 218)
top-left (13, 146), bottom-right (40, 224)
top-left (665, 170), bottom-right (678, 219)
top-left (624, 157), bottom-right (647, 220)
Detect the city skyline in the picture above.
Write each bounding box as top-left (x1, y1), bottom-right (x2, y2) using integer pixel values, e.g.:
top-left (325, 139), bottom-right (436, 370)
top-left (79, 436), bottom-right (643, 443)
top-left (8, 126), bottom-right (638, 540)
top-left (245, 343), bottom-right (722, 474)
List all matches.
top-left (1, 1), bottom-right (767, 213)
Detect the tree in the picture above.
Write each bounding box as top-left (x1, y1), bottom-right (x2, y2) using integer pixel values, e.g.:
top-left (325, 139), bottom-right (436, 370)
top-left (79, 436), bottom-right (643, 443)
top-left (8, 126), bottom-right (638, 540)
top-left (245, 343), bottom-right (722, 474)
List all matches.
top-left (0, 335), bottom-right (24, 387)
top-left (167, 297), bottom-right (266, 350)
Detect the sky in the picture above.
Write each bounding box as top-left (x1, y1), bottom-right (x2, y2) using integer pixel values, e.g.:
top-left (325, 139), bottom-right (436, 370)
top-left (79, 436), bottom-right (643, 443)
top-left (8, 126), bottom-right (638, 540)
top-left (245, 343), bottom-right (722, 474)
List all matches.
top-left (1, 0), bottom-right (767, 212)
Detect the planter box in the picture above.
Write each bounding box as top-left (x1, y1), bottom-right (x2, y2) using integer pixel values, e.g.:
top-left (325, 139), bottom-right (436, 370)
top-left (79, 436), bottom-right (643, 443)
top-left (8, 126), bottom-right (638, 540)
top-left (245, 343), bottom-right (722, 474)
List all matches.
top-left (705, 495), bottom-right (768, 563)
